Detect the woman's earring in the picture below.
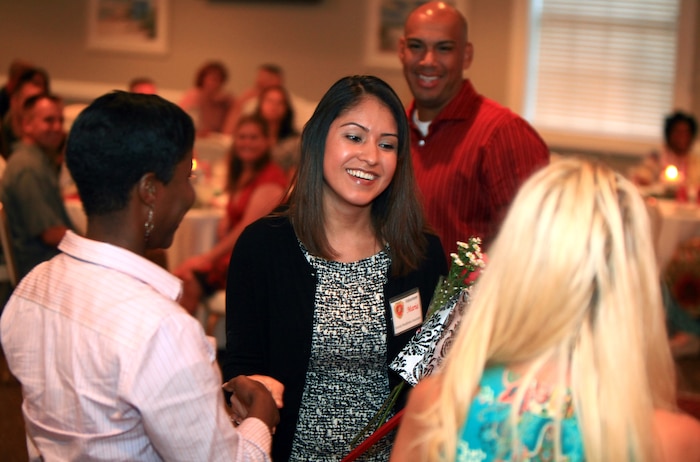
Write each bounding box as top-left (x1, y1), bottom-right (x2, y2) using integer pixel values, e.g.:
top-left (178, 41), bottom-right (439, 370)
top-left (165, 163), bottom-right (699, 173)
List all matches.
top-left (144, 207), bottom-right (154, 242)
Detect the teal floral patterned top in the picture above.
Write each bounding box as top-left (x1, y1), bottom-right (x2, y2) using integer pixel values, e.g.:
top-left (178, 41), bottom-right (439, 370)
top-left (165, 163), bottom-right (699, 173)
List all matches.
top-left (457, 366), bottom-right (585, 461)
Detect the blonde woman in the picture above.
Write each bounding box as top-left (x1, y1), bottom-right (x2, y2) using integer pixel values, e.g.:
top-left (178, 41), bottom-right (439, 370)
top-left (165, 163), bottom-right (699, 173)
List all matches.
top-left (391, 158), bottom-right (700, 461)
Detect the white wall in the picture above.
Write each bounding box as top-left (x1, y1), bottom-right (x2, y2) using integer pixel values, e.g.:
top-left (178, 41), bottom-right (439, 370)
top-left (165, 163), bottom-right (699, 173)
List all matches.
top-left (0, 0), bottom-right (519, 106)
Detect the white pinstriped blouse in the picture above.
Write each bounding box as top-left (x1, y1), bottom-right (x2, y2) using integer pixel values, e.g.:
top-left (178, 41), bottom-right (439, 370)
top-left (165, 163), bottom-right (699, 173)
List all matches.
top-left (1, 231), bottom-right (271, 461)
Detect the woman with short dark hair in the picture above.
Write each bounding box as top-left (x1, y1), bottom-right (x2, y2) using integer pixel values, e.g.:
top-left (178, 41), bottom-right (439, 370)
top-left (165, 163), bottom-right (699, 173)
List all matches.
top-left (1, 91), bottom-right (279, 460)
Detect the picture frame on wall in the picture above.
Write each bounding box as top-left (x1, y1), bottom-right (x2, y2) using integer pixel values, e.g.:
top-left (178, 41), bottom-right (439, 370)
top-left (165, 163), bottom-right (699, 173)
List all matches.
top-left (364, 0), bottom-right (469, 69)
top-left (86, 0), bottom-right (169, 55)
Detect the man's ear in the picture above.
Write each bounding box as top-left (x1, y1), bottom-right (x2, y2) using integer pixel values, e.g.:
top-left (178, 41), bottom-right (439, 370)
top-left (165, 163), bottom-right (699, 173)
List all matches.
top-left (137, 173), bottom-right (158, 206)
top-left (463, 42), bottom-right (474, 71)
top-left (398, 36), bottom-right (407, 61)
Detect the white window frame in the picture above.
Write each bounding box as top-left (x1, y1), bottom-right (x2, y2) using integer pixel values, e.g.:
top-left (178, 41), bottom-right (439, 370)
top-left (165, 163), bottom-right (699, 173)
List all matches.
top-left (508, 0), bottom-right (696, 157)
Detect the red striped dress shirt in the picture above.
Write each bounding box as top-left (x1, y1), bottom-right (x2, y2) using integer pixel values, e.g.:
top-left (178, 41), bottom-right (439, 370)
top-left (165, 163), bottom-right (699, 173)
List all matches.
top-left (408, 80), bottom-right (550, 260)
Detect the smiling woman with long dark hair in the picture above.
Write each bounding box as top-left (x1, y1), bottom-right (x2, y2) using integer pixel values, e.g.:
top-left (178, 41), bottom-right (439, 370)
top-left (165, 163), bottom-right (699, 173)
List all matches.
top-left (221, 75), bottom-right (447, 460)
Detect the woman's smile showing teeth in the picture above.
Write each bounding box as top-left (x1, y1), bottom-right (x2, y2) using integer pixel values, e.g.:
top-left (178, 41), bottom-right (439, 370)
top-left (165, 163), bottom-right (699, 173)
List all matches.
top-left (347, 169), bottom-right (376, 181)
top-left (322, 95), bottom-right (398, 209)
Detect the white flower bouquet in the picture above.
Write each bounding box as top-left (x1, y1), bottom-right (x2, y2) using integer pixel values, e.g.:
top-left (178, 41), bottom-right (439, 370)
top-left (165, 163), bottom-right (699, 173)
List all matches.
top-left (344, 238), bottom-right (486, 461)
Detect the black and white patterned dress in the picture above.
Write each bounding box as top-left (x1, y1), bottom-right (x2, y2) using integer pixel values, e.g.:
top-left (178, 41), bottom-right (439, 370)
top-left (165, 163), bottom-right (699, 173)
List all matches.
top-left (289, 243), bottom-right (393, 461)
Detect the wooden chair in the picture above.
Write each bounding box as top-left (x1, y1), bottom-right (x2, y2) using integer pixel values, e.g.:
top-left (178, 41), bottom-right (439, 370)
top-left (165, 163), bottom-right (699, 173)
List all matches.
top-left (0, 202), bottom-right (18, 288)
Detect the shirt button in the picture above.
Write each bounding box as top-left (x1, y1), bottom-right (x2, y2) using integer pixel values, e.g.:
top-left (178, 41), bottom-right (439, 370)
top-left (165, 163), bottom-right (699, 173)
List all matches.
top-left (418, 139), bottom-right (426, 146)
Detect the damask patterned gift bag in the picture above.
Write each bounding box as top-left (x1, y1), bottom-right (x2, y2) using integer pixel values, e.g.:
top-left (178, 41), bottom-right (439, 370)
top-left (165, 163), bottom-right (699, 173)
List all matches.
top-left (343, 239), bottom-right (485, 461)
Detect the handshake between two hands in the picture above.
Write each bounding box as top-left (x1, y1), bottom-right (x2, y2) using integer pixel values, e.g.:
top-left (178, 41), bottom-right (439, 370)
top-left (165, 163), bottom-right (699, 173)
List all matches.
top-left (222, 374), bottom-right (285, 433)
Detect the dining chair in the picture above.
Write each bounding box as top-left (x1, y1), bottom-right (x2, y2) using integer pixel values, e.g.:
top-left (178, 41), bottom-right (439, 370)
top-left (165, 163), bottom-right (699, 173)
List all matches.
top-left (0, 202), bottom-right (19, 288)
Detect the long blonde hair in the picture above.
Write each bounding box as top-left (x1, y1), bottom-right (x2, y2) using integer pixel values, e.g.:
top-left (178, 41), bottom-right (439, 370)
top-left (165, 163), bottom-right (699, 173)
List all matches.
top-left (413, 158), bottom-right (676, 461)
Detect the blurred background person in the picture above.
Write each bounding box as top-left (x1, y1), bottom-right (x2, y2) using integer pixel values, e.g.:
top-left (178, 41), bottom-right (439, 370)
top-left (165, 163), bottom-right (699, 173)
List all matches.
top-left (222, 63), bottom-right (284, 135)
top-left (630, 111), bottom-right (700, 187)
top-left (222, 75), bottom-right (447, 460)
top-left (253, 84), bottom-right (300, 180)
top-left (128, 76), bottom-right (158, 95)
top-left (0, 59), bottom-right (35, 120)
top-left (391, 158), bottom-right (700, 461)
top-left (173, 114), bottom-right (287, 315)
top-left (1, 67), bottom-right (50, 158)
top-left (0, 94), bottom-right (72, 280)
top-left (179, 60), bottom-right (234, 135)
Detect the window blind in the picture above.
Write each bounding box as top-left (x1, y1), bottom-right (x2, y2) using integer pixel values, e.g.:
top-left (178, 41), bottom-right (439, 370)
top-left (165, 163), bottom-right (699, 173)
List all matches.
top-left (526, 0), bottom-right (680, 140)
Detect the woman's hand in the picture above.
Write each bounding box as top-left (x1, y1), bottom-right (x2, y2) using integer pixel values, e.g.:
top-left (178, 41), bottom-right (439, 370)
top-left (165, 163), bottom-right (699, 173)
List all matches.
top-left (223, 375), bottom-right (281, 432)
top-left (247, 374), bottom-right (285, 408)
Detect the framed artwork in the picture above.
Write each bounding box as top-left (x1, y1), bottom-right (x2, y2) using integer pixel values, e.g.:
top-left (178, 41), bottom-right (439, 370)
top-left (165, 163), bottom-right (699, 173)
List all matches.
top-left (86, 0), bottom-right (169, 55)
top-left (364, 0), bottom-right (469, 69)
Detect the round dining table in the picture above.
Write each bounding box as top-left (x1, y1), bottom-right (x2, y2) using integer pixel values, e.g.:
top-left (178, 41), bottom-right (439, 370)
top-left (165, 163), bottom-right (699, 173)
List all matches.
top-left (646, 197), bottom-right (700, 270)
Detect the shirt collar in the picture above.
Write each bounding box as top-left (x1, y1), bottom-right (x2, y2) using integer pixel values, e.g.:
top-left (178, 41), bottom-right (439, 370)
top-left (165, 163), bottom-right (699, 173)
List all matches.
top-left (408, 79), bottom-right (481, 125)
top-left (58, 231), bottom-right (183, 301)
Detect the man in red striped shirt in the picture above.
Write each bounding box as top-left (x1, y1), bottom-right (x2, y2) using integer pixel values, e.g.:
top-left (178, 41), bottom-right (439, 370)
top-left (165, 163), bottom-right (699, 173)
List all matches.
top-left (399, 1), bottom-right (549, 261)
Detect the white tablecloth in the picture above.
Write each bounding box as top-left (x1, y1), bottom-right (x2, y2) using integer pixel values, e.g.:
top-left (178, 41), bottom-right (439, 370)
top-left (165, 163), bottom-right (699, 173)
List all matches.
top-left (64, 198), bottom-right (223, 271)
top-left (192, 134), bottom-right (230, 207)
top-left (166, 207), bottom-right (223, 270)
top-left (647, 198), bottom-right (700, 270)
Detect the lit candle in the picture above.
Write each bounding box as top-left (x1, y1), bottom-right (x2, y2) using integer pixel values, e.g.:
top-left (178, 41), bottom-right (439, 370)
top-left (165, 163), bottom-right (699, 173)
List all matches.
top-left (664, 164), bottom-right (679, 182)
